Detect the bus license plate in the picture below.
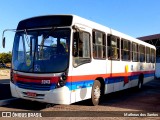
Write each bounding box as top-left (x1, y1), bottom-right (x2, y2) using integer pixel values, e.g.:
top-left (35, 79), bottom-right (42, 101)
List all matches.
top-left (26, 92), bottom-right (37, 98)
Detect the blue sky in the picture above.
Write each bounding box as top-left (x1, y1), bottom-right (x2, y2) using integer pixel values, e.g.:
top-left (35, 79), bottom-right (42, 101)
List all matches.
top-left (0, 0), bottom-right (160, 52)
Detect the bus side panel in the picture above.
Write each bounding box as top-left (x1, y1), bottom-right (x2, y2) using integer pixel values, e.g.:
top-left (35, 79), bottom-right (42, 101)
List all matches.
top-left (106, 60), bottom-right (132, 93)
top-left (144, 62), bottom-right (155, 83)
top-left (70, 60), bottom-right (107, 103)
top-left (130, 62), bottom-right (140, 88)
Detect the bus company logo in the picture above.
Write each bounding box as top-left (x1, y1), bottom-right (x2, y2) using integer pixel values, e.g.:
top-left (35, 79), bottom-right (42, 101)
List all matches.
top-left (34, 65), bottom-right (40, 72)
top-left (131, 65), bottom-right (133, 71)
top-left (2, 112), bottom-right (11, 117)
top-left (140, 65), bottom-right (144, 70)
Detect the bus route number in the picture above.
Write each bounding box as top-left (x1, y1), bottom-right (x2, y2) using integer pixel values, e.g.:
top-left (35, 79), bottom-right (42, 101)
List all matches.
top-left (41, 80), bottom-right (50, 84)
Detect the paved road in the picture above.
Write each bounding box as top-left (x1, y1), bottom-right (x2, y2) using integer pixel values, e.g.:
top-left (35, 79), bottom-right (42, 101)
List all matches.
top-left (0, 69), bottom-right (12, 100)
top-left (0, 79), bottom-right (159, 119)
top-left (1, 80), bottom-right (160, 111)
top-left (0, 79), bottom-right (12, 100)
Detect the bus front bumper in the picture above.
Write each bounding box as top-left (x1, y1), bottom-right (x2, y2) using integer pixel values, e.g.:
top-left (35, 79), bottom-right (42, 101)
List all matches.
top-left (10, 82), bottom-right (71, 105)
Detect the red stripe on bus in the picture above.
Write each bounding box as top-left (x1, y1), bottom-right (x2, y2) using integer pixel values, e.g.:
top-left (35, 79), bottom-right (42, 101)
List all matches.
top-left (14, 74), bottom-right (59, 84)
top-left (13, 70), bottom-right (155, 83)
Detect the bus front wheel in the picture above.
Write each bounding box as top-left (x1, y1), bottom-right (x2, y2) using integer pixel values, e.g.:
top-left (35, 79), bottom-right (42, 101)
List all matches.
top-left (91, 80), bottom-right (101, 106)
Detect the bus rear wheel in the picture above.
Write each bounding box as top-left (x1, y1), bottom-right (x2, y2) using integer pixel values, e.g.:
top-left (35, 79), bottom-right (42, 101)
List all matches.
top-left (91, 80), bottom-right (101, 106)
top-left (137, 74), bottom-right (144, 90)
top-left (138, 81), bottom-right (142, 89)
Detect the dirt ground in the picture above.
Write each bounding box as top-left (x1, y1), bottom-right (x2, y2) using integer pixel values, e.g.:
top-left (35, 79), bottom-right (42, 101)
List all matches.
top-left (0, 69), bottom-right (10, 80)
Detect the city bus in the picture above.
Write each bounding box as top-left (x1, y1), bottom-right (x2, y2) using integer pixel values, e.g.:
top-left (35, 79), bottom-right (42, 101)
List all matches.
top-left (2, 15), bottom-right (156, 105)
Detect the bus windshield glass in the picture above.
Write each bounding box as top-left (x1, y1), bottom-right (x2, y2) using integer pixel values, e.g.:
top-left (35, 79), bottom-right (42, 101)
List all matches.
top-left (12, 28), bottom-right (70, 73)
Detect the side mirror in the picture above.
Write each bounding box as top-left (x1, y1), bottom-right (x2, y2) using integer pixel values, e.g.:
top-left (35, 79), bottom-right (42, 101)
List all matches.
top-left (2, 29), bottom-right (16, 48)
top-left (2, 37), bottom-right (5, 48)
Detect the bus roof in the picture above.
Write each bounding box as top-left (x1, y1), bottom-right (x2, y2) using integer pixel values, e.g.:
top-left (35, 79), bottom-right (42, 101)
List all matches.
top-left (17, 14), bottom-right (156, 49)
top-left (72, 14), bottom-right (156, 49)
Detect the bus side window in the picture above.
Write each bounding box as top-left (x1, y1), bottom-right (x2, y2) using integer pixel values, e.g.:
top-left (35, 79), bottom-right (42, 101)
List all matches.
top-left (139, 45), bottom-right (145, 62)
top-left (151, 48), bottom-right (156, 63)
top-left (132, 42), bottom-right (139, 62)
top-left (121, 39), bottom-right (131, 61)
top-left (93, 30), bottom-right (106, 59)
top-left (73, 31), bottom-right (91, 67)
top-left (146, 47), bottom-right (150, 63)
top-left (107, 35), bottom-right (120, 60)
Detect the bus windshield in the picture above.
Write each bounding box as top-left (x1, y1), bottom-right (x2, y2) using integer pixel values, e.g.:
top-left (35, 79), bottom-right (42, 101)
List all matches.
top-left (12, 28), bottom-right (70, 73)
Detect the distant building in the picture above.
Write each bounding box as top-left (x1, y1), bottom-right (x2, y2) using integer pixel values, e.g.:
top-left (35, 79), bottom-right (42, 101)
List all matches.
top-left (137, 34), bottom-right (160, 78)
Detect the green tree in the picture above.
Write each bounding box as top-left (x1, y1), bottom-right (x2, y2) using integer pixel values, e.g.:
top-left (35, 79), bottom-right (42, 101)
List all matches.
top-left (0, 52), bottom-right (12, 63)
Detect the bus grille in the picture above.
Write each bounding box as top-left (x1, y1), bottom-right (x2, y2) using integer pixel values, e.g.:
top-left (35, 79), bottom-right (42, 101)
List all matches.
top-left (16, 82), bottom-right (54, 91)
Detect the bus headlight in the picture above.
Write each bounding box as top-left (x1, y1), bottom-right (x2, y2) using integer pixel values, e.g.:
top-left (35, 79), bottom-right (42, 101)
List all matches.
top-left (56, 73), bottom-right (67, 88)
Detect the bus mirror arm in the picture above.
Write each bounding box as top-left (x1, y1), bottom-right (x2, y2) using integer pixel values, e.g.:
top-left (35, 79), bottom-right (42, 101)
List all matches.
top-left (2, 29), bottom-right (16, 48)
top-left (72, 25), bottom-right (83, 41)
top-left (72, 25), bottom-right (79, 31)
top-left (72, 25), bottom-right (82, 33)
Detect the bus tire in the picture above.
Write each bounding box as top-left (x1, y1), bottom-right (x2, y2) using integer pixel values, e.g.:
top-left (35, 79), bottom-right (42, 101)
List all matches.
top-left (91, 80), bottom-right (101, 106)
top-left (137, 74), bottom-right (144, 89)
top-left (138, 80), bottom-right (142, 89)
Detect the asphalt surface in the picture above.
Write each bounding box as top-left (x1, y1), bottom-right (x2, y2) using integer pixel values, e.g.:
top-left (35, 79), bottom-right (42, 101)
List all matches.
top-left (0, 78), bottom-right (159, 119)
top-left (0, 79), bottom-right (12, 100)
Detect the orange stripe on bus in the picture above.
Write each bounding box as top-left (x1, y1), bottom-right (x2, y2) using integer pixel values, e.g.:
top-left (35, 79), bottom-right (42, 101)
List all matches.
top-left (67, 70), bottom-right (155, 82)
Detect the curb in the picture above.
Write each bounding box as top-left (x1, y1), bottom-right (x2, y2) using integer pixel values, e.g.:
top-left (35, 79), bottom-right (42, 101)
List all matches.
top-left (0, 98), bottom-right (18, 106)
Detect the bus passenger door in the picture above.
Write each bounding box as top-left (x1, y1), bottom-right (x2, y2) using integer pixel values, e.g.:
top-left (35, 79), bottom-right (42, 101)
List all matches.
top-left (106, 35), bottom-right (121, 93)
top-left (71, 28), bottom-right (93, 103)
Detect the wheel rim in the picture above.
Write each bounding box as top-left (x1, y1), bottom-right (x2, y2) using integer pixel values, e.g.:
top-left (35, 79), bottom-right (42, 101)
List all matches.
top-left (93, 86), bottom-right (100, 101)
top-left (139, 82), bottom-right (142, 89)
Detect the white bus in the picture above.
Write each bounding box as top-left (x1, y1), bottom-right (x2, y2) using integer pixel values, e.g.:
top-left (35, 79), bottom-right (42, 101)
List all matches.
top-left (2, 15), bottom-right (156, 105)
